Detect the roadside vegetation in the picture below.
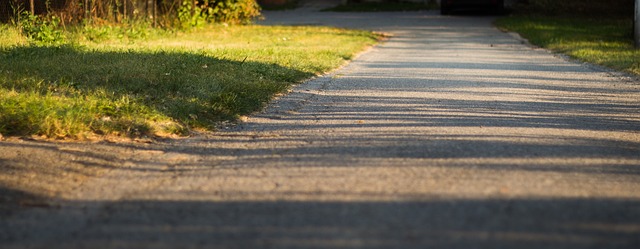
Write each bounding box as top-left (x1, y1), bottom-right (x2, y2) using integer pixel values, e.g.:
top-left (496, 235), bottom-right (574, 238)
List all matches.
top-left (0, 1), bottom-right (379, 140)
top-left (495, 16), bottom-right (639, 75)
top-left (495, 0), bottom-right (639, 76)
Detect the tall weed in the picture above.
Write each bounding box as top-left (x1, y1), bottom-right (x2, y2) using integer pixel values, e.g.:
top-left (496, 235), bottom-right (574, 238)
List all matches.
top-left (16, 12), bottom-right (66, 46)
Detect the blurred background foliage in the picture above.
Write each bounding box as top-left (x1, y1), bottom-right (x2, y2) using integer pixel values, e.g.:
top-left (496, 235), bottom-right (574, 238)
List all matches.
top-left (0, 0), bottom-right (261, 28)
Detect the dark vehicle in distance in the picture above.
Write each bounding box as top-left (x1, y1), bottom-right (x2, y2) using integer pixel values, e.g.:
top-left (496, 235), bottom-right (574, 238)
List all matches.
top-left (440, 0), bottom-right (504, 15)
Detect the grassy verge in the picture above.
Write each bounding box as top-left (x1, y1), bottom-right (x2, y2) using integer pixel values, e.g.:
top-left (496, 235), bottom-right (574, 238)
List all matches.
top-left (0, 24), bottom-right (379, 139)
top-left (323, 1), bottom-right (438, 12)
top-left (495, 15), bottom-right (639, 75)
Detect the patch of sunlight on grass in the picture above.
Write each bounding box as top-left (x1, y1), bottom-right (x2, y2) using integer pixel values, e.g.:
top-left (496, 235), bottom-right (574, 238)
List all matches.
top-left (0, 25), bottom-right (27, 47)
top-left (0, 24), bottom-right (380, 139)
top-left (495, 16), bottom-right (639, 75)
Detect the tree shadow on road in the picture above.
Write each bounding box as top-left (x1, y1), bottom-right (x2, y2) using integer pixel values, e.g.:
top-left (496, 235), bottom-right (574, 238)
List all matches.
top-left (1, 186), bottom-right (639, 248)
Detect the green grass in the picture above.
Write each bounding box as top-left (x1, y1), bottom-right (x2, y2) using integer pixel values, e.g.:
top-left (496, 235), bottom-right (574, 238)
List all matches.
top-left (323, 1), bottom-right (438, 12)
top-left (495, 15), bottom-right (640, 75)
top-left (0, 24), bottom-right (379, 139)
top-left (0, 25), bottom-right (27, 46)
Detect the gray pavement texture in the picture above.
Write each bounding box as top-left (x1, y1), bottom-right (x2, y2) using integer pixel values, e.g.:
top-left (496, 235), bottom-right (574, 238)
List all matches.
top-left (2, 8), bottom-right (640, 249)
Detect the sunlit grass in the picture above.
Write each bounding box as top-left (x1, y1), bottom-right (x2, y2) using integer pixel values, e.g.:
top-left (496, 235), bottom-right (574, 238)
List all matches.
top-left (0, 24), bottom-right (379, 139)
top-left (0, 25), bottom-right (27, 47)
top-left (495, 16), bottom-right (640, 75)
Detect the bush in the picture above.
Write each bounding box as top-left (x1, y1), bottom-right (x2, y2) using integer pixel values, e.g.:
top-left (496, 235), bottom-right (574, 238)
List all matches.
top-left (17, 12), bottom-right (66, 46)
top-left (177, 0), bottom-right (261, 28)
top-left (207, 0), bottom-right (262, 24)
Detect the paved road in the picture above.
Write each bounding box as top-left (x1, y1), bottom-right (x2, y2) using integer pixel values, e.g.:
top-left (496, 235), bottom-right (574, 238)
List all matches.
top-left (2, 9), bottom-right (640, 249)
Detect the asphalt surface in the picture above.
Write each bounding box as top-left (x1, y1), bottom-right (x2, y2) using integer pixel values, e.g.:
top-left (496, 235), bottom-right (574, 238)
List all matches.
top-left (2, 7), bottom-right (640, 249)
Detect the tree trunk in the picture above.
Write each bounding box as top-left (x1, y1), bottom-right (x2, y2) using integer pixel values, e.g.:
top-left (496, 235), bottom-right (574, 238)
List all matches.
top-left (153, 0), bottom-right (157, 27)
top-left (84, 0), bottom-right (89, 20)
top-left (635, 0), bottom-right (640, 48)
top-left (29, 0), bottom-right (34, 15)
top-left (113, 0), bottom-right (118, 23)
top-left (124, 0), bottom-right (127, 20)
top-left (192, 0), bottom-right (197, 18)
